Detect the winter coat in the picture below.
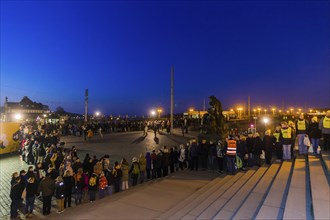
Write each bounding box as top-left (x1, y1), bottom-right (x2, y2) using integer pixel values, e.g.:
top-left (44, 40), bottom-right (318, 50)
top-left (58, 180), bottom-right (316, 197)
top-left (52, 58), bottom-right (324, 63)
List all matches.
top-left (139, 156), bottom-right (147, 172)
top-left (309, 122), bottom-right (322, 139)
top-left (145, 152), bottom-right (152, 170)
top-left (38, 176), bottom-right (55, 197)
top-left (26, 181), bottom-right (38, 198)
top-left (262, 135), bottom-right (275, 153)
top-left (63, 176), bottom-right (74, 196)
top-left (55, 181), bottom-right (65, 199)
top-left (252, 137), bottom-right (263, 154)
top-left (10, 180), bottom-right (25, 200)
top-left (121, 163), bottom-right (129, 181)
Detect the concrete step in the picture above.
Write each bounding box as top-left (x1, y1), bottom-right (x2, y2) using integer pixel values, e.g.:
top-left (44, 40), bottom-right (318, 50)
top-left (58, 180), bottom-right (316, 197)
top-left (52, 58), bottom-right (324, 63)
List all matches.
top-left (212, 166), bottom-right (269, 220)
top-left (232, 163), bottom-right (281, 220)
top-left (196, 168), bottom-right (258, 220)
top-left (182, 172), bottom-right (244, 220)
top-left (282, 158), bottom-right (311, 219)
top-left (166, 175), bottom-right (233, 220)
top-left (157, 174), bottom-right (225, 220)
top-left (255, 161), bottom-right (293, 220)
top-left (308, 155), bottom-right (330, 220)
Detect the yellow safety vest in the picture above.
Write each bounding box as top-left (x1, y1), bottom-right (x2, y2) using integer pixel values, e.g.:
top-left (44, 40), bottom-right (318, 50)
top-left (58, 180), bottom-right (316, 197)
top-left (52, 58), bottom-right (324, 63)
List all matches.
top-left (226, 140), bottom-right (237, 156)
top-left (323, 117), bottom-right (330, 129)
top-left (281, 127), bottom-right (291, 139)
top-left (297, 120), bottom-right (306, 131)
top-left (273, 132), bottom-right (280, 142)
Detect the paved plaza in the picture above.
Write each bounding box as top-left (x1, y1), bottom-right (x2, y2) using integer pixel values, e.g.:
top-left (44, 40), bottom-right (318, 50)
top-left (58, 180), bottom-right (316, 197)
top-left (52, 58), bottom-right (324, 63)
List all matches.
top-left (0, 129), bottom-right (196, 219)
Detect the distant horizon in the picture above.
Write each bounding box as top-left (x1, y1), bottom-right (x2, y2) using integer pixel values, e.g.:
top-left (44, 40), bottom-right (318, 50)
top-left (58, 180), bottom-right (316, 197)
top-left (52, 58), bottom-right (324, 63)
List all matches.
top-left (1, 95), bottom-right (329, 117)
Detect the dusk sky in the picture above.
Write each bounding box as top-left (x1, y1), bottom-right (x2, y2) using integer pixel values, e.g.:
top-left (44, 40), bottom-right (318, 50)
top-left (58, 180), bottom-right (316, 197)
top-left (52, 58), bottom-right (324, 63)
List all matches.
top-left (1, 0), bottom-right (329, 116)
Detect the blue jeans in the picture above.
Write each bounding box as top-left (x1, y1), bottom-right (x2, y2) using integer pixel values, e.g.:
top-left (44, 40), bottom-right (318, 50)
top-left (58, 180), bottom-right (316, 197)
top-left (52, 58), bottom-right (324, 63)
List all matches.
top-left (25, 196), bottom-right (35, 214)
top-left (297, 134), bottom-right (308, 154)
top-left (283, 144), bottom-right (291, 160)
top-left (226, 156), bottom-right (236, 174)
top-left (311, 138), bottom-right (320, 154)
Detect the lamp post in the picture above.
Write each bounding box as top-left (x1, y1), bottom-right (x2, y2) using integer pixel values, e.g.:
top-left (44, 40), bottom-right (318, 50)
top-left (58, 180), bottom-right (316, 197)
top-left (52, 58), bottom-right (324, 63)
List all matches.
top-left (272, 108), bottom-right (276, 115)
top-left (257, 108), bottom-right (261, 116)
top-left (253, 116), bottom-right (257, 132)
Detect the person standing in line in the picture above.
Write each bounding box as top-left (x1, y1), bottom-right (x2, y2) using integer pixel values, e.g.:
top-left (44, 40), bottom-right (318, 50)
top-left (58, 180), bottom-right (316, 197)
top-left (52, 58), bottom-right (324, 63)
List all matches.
top-left (309, 117), bottom-right (322, 155)
top-left (63, 170), bottom-right (74, 208)
top-left (25, 176), bottom-right (38, 218)
top-left (273, 126), bottom-right (283, 162)
top-left (262, 130), bottom-right (275, 165)
top-left (280, 121), bottom-right (293, 160)
top-left (38, 173), bottom-right (55, 215)
top-left (120, 158), bottom-right (129, 191)
top-left (189, 139), bottom-right (199, 171)
top-left (225, 135), bottom-right (237, 175)
top-left (139, 153), bottom-right (147, 183)
top-left (252, 133), bottom-right (263, 167)
top-left (295, 113), bottom-right (309, 156)
top-left (319, 110), bottom-right (330, 152)
top-left (55, 176), bottom-right (65, 213)
top-left (129, 157), bottom-right (140, 186)
top-left (10, 176), bottom-right (25, 219)
top-left (216, 140), bottom-right (225, 173)
top-left (113, 161), bottom-right (122, 193)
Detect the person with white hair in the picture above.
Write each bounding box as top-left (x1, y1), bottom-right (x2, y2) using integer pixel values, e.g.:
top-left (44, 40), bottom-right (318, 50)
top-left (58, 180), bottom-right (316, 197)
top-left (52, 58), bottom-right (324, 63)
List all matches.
top-left (309, 117), bottom-right (321, 155)
top-left (319, 110), bottom-right (330, 152)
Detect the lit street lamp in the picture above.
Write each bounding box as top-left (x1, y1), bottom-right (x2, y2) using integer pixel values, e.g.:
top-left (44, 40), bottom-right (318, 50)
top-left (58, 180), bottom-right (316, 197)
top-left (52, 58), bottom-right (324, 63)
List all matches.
top-left (263, 117), bottom-right (269, 130)
top-left (237, 107), bottom-right (243, 119)
top-left (257, 108), bottom-right (261, 116)
top-left (150, 110), bottom-right (156, 118)
top-left (157, 108), bottom-right (163, 118)
top-left (272, 108), bottom-right (276, 115)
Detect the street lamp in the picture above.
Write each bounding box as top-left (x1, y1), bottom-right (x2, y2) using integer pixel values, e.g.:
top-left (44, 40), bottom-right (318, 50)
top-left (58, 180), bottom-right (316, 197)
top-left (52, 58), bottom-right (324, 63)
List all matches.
top-left (257, 108), bottom-right (261, 116)
top-left (237, 107), bottom-right (243, 119)
top-left (14, 113), bottom-right (22, 121)
top-left (290, 108), bottom-right (294, 115)
top-left (264, 109), bottom-right (267, 115)
top-left (95, 111), bottom-right (100, 117)
top-left (157, 108), bottom-right (163, 118)
top-left (253, 109), bottom-right (256, 116)
top-left (272, 108), bottom-right (276, 115)
top-left (150, 110), bottom-right (156, 118)
top-left (263, 117), bottom-right (269, 130)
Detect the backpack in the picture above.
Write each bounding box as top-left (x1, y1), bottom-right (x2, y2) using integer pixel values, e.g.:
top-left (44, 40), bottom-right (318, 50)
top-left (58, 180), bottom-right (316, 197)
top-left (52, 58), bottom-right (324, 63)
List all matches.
top-left (89, 176), bottom-right (97, 186)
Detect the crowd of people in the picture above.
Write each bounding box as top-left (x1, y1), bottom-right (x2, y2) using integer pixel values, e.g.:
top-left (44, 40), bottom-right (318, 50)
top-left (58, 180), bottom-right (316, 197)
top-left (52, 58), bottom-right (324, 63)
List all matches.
top-left (9, 111), bottom-right (330, 219)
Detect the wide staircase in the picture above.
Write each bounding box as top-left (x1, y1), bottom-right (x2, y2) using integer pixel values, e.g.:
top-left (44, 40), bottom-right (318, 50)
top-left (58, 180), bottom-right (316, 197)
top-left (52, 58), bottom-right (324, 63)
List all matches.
top-left (158, 152), bottom-right (330, 220)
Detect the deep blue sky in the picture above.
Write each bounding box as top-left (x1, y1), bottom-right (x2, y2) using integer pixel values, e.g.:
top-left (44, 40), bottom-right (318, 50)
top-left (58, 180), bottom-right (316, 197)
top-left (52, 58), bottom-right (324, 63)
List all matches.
top-left (1, 0), bottom-right (329, 116)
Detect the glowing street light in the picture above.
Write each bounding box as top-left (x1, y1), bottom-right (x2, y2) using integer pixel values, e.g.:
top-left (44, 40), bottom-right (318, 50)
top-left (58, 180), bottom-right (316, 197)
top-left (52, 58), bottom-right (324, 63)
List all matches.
top-left (95, 111), bottom-right (100, 116)
top-left (263, 117), bottom-right (269, 130)
top-left (257, 108), bottom-right (261, 116)
top-left (157, 108), bottom-right (163, 118)
top-left (237, 107), bottom-right (243, 119)
top-left (14, 114), bottom-right (22, 121)
top-left (253, 109), bottom-right (256, 116)
top-left (150, 110), bottom-right (156, 117)
top-left (272, 108), bottom-right (276, 115)
top-left (290, 108), bottom-right (294, 115)
top-left (264, 109), bottom-right (267, 114)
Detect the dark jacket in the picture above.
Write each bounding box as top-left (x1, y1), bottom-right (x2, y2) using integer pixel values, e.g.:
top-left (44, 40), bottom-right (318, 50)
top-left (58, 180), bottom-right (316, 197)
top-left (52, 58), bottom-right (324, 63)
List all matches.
top-left (55, 180), bottom-right (65, 199)
top-left (38, 176), bottom-right (55, 197)
top-left (309, 122), bottom-right (322, 139)
top-left (252, 137), bottom-right (263, 154)
top-left (63, 176), bottom-right (74, 196)
top-left (262, 135), bottom-right (275, 152)
top-left (10, 180), bottom-right (25, 200)
top-left (26, 181), bottom-right (38, 198)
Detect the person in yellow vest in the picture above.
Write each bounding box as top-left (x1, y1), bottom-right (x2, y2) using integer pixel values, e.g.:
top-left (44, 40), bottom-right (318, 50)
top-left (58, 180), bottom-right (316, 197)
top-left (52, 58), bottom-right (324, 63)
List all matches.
top-left (225, 135), bottom-right (237, 175)
top-left (295, 113), bottom-right (309, 155)
top-left (279, 121), bottom-right (293, 160)
top-left (319, 110), bottom-right (330, 152)
top-left (273, 126), bottom-right (282, 162)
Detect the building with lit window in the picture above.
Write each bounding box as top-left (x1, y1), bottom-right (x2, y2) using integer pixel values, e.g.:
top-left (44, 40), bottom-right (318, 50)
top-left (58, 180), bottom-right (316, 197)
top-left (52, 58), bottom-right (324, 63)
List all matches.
top-left (2, 96), bottom-right (50, 122)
